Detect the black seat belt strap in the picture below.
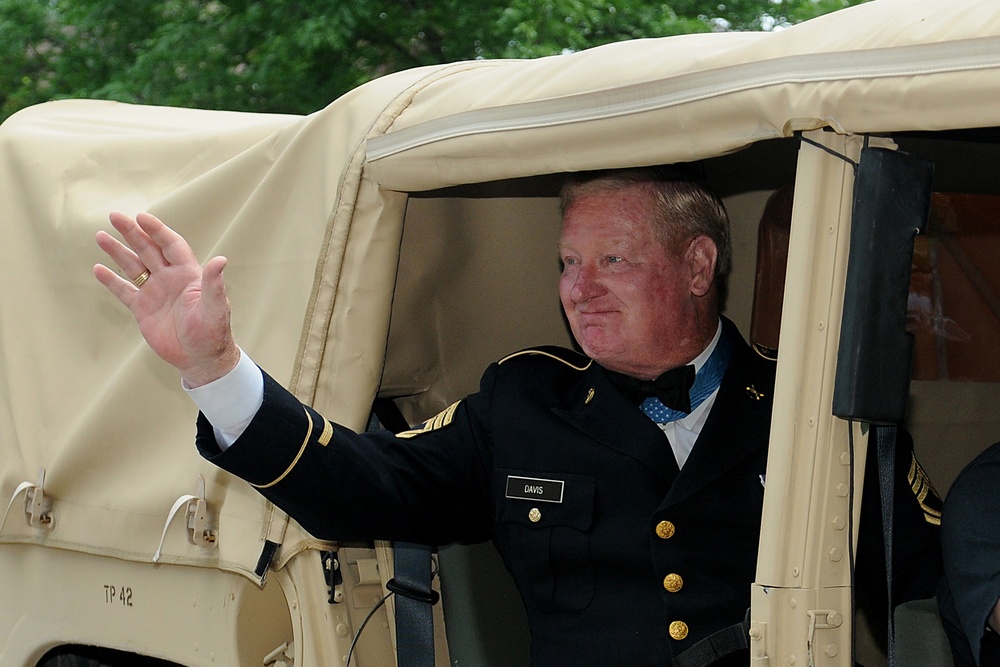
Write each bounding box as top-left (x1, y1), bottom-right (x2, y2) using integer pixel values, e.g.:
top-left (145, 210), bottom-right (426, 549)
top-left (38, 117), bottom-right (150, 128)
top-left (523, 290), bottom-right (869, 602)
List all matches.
top-left (672, 611), bottom-right (750, 667)
top-left (875, 424), bottom-right (897, 667)
top-left (388, 542), bottom-right (438, 667)
top-left (368, 399), bottom-right (438, 666)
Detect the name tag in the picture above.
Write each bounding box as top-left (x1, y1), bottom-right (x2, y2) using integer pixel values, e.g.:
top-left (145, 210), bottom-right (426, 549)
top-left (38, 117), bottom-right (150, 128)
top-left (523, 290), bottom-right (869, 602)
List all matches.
top-left (505, 475), bottom-right (564, 503)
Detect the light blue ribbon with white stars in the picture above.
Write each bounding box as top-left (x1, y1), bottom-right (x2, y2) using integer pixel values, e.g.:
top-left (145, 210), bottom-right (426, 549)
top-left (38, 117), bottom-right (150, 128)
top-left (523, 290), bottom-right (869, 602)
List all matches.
top-left (639, 328), bottom-right (733, 424)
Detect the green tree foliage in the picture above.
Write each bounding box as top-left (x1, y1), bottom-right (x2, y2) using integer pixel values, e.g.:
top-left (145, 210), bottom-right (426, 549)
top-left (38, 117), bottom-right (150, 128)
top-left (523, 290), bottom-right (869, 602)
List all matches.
top-left (0, 0), bottom-right (867, 121)
top-left (0, 0), bottom-right (61, 116)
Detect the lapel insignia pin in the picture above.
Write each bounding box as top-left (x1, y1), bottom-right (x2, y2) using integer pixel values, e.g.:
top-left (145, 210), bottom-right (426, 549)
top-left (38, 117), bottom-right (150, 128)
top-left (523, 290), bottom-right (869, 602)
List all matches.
top-left (585, 387), bottom-right (595, 404)
top-left (746, 385), bottom-right (764, 401)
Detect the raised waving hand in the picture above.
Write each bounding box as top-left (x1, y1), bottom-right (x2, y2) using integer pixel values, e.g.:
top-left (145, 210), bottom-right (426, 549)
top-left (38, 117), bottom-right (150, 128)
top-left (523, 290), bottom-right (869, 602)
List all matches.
top-left (93, 212), bottom-right (240, 387)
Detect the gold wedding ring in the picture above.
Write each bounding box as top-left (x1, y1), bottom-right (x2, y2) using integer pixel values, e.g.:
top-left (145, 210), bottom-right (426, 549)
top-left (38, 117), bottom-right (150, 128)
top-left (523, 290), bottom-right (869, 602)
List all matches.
top-left (132, 269), bottom-right (151, 288)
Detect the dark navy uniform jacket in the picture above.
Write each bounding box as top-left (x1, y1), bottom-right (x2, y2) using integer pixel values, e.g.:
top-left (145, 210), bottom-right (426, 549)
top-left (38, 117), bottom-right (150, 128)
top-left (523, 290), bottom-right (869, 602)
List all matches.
top-left (196, 319), bottom-right (941, 666)
top-left (938, 441), bottom-right (1000, 667)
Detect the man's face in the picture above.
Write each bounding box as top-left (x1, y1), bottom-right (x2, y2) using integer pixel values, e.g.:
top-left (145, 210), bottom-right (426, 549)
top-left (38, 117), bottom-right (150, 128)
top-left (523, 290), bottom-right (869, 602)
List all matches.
top-left (558, 183), bottom-right (715, 379)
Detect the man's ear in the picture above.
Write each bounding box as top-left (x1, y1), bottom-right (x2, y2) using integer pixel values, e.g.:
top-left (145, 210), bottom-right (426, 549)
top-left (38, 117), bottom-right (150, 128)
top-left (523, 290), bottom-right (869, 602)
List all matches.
top-left (687, 235), bottom-right (718, 297)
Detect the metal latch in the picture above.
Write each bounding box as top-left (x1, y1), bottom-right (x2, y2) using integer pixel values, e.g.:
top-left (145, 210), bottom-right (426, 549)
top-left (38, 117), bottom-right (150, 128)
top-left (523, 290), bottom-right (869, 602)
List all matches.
top-left (153, 475), bottom-right (218, 562)
top-left (0, 469), bottom-right (55, 534)
top-left (186, 476), bottom-right (216, 548)
top-left (322, 550), bottom-right (345, 603)
top-left (25, 469), bottom-right (54, 528)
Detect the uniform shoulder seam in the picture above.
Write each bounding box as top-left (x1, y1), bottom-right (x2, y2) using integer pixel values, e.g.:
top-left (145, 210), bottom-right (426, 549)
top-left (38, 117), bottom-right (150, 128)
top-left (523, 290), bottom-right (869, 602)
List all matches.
top-left (750, 341), bottom-right (778, 362)
top-left (498, 347), bottom-right (592, 371)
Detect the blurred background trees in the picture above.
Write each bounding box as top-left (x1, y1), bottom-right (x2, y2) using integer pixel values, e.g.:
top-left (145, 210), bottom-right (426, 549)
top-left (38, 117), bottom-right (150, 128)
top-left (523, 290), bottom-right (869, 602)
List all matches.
top-left (0, 0), bottom-right (866, 121)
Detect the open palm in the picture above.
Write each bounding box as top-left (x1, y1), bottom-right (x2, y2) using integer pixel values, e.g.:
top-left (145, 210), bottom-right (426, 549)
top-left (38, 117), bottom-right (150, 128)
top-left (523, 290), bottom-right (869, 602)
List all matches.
top-left (93, 212), bottom-right (239, 387)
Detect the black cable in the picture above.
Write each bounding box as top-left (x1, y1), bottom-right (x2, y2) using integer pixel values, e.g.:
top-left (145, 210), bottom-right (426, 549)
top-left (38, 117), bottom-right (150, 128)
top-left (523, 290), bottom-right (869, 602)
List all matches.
top-left (345, 590), bottom-right (392, 667)
top-left (796, 132), bottom-right (860, 174)
top-left (848, 423), bottom-right (858, 664)
top-left (344, 555), bottom-right (441, 666)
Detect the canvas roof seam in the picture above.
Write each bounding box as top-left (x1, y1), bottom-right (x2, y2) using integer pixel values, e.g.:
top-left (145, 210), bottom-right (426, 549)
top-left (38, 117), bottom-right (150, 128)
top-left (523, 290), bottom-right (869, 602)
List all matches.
top-left (366, 36), bottom-right (1000, 164)
top-left (287, 60), bottom-right (505, 402)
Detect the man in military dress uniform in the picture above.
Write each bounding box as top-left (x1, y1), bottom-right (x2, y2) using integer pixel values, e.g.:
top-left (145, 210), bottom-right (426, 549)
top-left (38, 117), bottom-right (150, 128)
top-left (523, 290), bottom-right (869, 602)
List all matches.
top-left (95, 167), bottom-right (941, 666)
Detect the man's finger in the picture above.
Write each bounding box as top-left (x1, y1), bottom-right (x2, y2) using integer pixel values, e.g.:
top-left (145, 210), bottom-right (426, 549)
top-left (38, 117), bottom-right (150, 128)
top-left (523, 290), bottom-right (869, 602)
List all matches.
top-left (109, 211), bottom-right (168, 272)
top-left (96, 230), bottom-right (148, 282)
top-left (93, 263), bottom-right (136, 307)
top-left (201, 255), bottom-right (230, 313)
top-left (136, 212), bottom-right (200, 268)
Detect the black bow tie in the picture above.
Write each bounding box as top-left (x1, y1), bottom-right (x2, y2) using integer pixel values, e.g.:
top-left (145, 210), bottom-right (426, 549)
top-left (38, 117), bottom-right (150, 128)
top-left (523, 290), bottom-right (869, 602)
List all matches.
top-left (608, 365), bottom-right (696, 413)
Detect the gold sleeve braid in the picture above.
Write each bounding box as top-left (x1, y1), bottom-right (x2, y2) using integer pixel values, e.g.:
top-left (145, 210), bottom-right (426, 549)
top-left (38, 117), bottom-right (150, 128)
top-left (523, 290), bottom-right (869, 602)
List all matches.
top-left (253, 407), bottom-right (333, 489)
top-left (396, 401), bottom-right (461, 439)
top-left (394, 349), bottom-right (589, 440)
top-left (907, 454), bottom-right (942, 526)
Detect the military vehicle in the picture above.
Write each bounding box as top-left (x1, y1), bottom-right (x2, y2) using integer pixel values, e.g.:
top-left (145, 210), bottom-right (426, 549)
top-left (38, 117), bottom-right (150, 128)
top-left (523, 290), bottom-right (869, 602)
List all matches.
top-left (1, 0), bottom-right (998, 664)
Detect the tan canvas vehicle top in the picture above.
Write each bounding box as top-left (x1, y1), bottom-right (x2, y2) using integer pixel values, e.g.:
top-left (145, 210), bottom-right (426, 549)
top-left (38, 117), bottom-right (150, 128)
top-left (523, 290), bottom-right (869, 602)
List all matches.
top-left (1, 0), bottom-right (999, 664)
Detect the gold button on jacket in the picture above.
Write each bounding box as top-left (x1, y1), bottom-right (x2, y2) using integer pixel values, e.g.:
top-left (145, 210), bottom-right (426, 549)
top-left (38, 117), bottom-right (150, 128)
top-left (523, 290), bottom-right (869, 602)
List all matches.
top-left (655, 520), bottom-right (675, 539)
top-left (662, 573), bottom-right (683, 593)
top-left (669, 620), bottom-right (689, 640)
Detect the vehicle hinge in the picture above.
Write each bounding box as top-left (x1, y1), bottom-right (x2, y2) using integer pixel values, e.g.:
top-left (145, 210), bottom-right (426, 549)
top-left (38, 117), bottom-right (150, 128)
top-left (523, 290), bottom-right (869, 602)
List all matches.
top-left (263, 641), bottom-right (294, 667)
top-left (747, 621), bottom-right (768, 667)
top-left (749, 620), bottom-right (768, 666)
top-left (322, 550), bottom-right (345, 604)
top-left (806, 609), bottom-right (844, 667)
top-left (153, 475), bottom-right (218, 562)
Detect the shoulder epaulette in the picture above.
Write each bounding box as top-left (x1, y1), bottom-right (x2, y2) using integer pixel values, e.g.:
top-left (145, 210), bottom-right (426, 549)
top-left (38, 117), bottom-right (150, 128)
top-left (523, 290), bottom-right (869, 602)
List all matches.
top-left (498, 346), bottom-right (592, 371)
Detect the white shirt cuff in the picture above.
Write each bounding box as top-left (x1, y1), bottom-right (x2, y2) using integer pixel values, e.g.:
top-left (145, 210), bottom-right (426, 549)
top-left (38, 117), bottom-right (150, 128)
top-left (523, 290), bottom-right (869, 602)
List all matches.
top-left (184, 348), bottom-right (264, 450)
